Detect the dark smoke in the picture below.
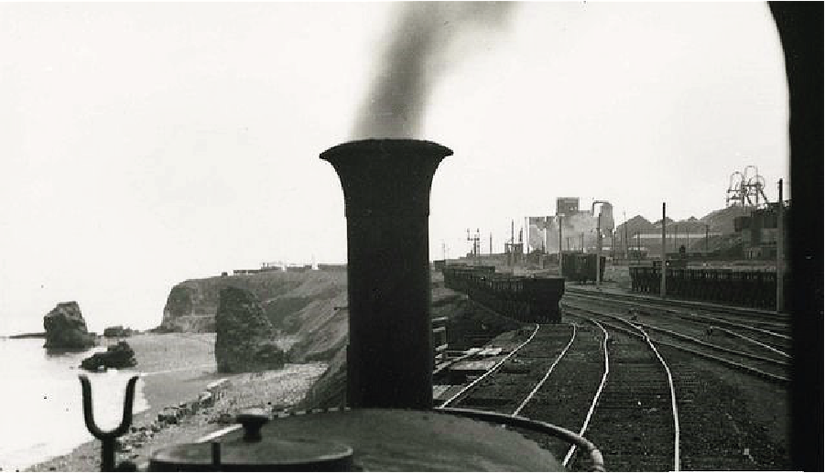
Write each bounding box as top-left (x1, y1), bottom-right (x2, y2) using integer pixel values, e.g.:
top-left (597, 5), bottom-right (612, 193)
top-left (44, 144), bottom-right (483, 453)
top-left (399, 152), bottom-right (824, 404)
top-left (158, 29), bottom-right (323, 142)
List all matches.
top-left (352, 2), bottom-right (514, 139)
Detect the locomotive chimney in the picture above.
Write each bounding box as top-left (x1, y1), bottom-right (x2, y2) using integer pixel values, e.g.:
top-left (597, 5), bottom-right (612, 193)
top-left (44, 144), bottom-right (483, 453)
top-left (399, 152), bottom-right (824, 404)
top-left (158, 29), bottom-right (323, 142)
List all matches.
top-left (321, 139), bottom-right (452, 410)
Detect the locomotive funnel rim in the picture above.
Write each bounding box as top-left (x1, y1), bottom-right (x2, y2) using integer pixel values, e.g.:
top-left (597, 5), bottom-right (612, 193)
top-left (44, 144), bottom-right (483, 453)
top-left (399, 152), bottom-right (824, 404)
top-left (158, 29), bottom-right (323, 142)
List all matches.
top-left (320, 139), bottom-right (453, 161)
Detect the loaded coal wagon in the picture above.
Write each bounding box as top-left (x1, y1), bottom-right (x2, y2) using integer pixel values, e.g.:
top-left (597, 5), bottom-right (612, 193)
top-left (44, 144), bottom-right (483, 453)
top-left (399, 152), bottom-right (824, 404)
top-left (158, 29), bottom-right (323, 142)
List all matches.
top-left (443, 266), bottom-right (564, 323)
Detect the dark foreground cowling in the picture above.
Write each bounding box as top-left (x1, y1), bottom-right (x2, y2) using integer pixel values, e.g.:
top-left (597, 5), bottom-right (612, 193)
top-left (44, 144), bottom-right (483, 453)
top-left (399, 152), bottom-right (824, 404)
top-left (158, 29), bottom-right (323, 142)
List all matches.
top-left (150, 408), bottom-right (564, 471)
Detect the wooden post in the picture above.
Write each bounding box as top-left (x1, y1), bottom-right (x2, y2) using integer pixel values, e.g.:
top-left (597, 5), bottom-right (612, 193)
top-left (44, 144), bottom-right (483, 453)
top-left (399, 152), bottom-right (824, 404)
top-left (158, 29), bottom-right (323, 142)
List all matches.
top-left (596, 212), bottom-right (602, 286)
top-left (558, 215), bottom-right (564, 276)
top-left (661, 203), bottom-right (667, 298)
top-left (777, 179), bottom-right (784, 313)
top-left (705, 224), bottom-right (709, 253)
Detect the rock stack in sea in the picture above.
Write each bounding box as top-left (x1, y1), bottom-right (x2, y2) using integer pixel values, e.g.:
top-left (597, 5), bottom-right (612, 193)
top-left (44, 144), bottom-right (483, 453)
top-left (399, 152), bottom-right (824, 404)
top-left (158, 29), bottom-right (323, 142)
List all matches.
top-left (103, 325), bottom-right (136, 338)
top-left (80, 341), bottom-right (137, 371)
top-left (43, 301), bottom-right (96, 349)
top-left (215, 286), bottom-right (287, 373)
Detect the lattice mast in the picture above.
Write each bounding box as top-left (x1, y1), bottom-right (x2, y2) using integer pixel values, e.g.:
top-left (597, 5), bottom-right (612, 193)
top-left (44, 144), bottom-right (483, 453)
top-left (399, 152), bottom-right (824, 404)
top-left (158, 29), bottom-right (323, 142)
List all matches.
top-left (726, 165), bottom-right (769, 208)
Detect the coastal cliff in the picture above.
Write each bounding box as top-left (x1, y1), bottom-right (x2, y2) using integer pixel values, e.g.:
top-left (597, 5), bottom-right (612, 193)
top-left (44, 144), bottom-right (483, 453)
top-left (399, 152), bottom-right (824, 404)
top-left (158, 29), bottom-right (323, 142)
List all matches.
top-left (160, 270), bottom-right (523, 409)
top-left (159, 270), bottom-right (347, 334)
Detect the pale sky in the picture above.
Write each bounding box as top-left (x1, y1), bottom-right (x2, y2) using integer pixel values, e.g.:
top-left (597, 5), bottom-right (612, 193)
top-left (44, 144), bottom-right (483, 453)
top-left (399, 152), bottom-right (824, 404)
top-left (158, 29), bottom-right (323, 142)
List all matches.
top-left (0, 2), bottom-right (788, 334)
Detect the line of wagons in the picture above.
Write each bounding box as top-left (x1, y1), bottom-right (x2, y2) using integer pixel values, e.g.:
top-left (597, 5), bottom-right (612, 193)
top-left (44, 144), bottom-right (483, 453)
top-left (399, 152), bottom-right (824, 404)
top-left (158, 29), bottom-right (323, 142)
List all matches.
top-left (440, 265), bottom-right (564, 324)
top-left (629, 265), bottom-right (787, 310)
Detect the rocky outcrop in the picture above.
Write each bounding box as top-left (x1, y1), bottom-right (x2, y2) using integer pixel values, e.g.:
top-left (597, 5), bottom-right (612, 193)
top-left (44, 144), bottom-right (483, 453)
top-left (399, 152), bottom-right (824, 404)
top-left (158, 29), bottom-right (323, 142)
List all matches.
top-left (43, 301), bottom-right (96, 349)
top-left (297, 283), bottom-right (523, 410)
top-left (80, 341), bottom-right (137, 371)
top-left (215, 287), bottom-right (287, 373)
top-left (103, 325), bottom-right (136, 338)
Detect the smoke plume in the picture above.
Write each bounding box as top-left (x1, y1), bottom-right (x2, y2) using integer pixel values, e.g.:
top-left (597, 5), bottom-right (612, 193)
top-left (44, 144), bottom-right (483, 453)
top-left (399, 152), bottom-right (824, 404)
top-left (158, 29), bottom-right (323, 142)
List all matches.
top-left (352, 2), bottom-right (514, 139)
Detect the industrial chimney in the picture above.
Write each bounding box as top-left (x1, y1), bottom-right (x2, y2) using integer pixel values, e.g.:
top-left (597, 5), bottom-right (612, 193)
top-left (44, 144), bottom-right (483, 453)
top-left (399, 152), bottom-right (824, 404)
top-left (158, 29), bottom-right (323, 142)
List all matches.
top-left (321, 139), bottom-right (451, 410)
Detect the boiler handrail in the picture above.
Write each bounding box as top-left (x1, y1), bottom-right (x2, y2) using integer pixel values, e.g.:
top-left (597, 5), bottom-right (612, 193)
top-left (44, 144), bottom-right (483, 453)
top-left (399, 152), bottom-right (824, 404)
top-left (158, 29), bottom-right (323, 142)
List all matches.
top-left (437, 406), bottom-right (605, 472)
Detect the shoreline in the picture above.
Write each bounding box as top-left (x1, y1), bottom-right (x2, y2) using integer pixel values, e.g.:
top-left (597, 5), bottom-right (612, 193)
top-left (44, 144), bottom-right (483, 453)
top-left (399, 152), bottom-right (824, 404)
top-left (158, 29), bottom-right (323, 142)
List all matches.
top-left (24, 333), bottom-right (326, 472)
top-left (7, 332), bottom-right (46, 340)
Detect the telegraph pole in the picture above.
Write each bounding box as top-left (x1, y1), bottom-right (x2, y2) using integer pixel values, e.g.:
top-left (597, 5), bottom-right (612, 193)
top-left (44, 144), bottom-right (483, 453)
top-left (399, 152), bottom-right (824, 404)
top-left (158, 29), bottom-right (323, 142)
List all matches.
top-left (510, 219), bottom-right (515, 266)
top-left (673, 224), bottom-right (678, 252)
top-left (596, 212), bottom-right (602, 286)
top-left (661, 202), bottom-right (667, 298)
top-left (558, 215), bottom-right (564, 276)
top-left (776, 179), bottom-right (784, 313)
top-left (612, 232), bottom-right (616, 259)
top-left (705, 224), bottom-right (709, 253)
top-left (623, 211), bottom-right (629, 260)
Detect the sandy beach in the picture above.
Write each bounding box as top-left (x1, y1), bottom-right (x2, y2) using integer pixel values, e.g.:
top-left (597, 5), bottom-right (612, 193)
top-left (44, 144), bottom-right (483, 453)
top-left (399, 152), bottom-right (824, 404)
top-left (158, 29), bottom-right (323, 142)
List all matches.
top-left (26, 333), bottom-right (326, 472)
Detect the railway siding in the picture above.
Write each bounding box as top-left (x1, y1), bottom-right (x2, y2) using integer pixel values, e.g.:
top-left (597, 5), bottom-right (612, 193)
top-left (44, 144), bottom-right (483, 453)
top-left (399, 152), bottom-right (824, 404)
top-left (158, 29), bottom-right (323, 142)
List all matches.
top-left (437, 267), bottom-right (790, 470)
top-left (562, 295), bottom-right (791, 470)
top-left (562, 297), bottom-right (790, 381)
top-left (516, 322), bottom-right (606, 461)
top-left (561, 314), bottom-right (678, 471)
top-left (665, 348), bottom-right (791, 470)
top-left (566, 293), bottom-right (791, 358)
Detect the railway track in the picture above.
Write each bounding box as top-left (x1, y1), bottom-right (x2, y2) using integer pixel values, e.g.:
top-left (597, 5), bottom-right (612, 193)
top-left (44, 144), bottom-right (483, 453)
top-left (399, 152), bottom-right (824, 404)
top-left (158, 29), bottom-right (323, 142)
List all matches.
top-left (563, 301), bottom-right (789, 384)
top-left (564, 290), bottom-right (791, 366)
top-left (562, 302), bottom-right (791, 470)
top-left (566, 286), bottom-right (790, 333)
top-left (561, 310), bottom-right (680, 471)
top-left (438, 321), bottom-right (606, 469)
top-left (437, 303), bottom-right (789, 469)
top-left (439, 316), bottom-right (682, 471)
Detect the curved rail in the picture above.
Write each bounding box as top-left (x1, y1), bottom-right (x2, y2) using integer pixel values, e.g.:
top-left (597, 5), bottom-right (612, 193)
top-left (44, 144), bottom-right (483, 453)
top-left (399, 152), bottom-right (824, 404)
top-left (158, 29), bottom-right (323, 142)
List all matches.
top-left (632, 324), bottom-right (681, 471)
top-left (565, 286), bottom-right (788, 321)
top-left (669, 311), bottom-right (789, 341)
top-left (566, 291), bottom-right (790, 339)
top-left (635, 321), bottom-right (790, 366)
top-left (563, 319), bottom-right (610, 467)
top-left (511, 324), bottom-right (578, 417)
top-left (563, 310), bottom-right (682, 471)
top-left (440, 320), bottom-right (608, 470)
top-left (708, 326), bottom-right (790, 358)
top-left (438, 407), bottom-right (605, 472)
top-left (438, 323), bottom-right (541, 408)
top-left (564, 304), bottom-right (790, 384)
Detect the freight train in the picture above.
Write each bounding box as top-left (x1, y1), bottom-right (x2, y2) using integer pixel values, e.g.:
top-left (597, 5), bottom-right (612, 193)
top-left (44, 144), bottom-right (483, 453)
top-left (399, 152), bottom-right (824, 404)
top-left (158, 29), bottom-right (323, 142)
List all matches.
top-left (629, 265), bottom-right (786, 310)
top-left (442, 265), bottom-right (564, 323)
top-left (561, 252), bottom-right (606, 283)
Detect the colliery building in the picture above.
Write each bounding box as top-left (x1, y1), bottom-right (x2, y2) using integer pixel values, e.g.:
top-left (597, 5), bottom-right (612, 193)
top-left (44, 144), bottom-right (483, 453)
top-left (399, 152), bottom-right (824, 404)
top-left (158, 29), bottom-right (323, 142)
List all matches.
top-left (734, 202), bottom-right (790, 260)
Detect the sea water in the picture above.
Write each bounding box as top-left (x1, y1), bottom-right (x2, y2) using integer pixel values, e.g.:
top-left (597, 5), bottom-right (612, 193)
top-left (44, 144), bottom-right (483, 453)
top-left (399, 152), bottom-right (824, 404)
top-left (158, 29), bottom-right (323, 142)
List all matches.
top-left (0, 338), bottom-right (149, 471)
